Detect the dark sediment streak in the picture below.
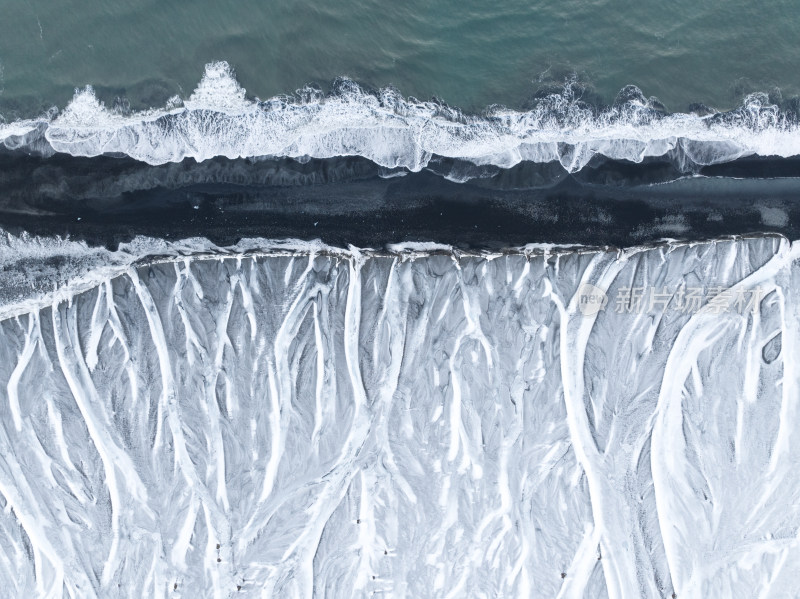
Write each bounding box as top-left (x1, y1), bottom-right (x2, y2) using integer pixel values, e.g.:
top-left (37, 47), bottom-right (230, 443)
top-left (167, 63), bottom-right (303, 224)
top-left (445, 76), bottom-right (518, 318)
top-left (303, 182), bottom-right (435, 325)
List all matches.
top-left (1, 150), bottom-right (799, 249)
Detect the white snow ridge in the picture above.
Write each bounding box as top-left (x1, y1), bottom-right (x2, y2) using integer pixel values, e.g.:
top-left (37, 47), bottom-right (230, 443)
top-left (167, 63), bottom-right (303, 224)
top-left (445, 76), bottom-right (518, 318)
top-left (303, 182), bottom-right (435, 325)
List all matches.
top-left (1, 61), bottom-right (799, 172)
top-left (0, 233), bottom-right (799, 597)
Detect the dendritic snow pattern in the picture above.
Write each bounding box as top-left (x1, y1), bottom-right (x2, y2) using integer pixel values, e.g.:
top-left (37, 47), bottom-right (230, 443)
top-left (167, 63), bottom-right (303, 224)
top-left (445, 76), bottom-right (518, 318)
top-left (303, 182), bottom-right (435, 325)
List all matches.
top-left (0, 236), bottom-right (798, 598)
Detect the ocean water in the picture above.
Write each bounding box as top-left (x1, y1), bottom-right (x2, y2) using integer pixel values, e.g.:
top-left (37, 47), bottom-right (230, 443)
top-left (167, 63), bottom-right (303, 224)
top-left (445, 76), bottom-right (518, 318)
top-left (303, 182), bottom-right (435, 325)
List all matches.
top-left (1, 0), bottom-right (800, 116)
top-left (2, 3), bottom-right (800, 598)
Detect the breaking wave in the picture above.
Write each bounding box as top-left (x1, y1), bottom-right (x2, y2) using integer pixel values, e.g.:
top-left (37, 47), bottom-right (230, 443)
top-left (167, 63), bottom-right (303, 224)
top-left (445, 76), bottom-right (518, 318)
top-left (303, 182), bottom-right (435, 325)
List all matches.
top-left (1, 61), bottom-right (799, 174)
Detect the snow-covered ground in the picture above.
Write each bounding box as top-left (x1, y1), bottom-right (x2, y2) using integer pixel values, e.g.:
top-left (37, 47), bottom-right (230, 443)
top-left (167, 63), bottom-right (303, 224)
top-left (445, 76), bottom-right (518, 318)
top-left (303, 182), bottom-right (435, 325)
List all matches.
top-left (0, 233), bottom-right (797, 598)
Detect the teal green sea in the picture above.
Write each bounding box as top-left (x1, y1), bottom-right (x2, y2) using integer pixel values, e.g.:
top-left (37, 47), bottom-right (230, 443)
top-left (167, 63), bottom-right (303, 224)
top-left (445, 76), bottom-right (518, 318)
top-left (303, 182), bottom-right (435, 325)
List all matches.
top-left (1, 0), bottom-right (799, 118)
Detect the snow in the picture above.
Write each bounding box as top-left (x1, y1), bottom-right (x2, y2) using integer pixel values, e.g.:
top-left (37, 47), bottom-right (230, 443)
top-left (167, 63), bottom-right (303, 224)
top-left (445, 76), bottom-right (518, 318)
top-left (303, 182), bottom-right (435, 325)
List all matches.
top-left (0, 232), bottom-right (797, 597)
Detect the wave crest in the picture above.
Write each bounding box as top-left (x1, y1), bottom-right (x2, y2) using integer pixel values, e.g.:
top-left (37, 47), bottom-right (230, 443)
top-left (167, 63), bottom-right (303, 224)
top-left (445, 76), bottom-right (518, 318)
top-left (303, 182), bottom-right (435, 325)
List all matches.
top-left (2, 61), bottom-right (799, 174)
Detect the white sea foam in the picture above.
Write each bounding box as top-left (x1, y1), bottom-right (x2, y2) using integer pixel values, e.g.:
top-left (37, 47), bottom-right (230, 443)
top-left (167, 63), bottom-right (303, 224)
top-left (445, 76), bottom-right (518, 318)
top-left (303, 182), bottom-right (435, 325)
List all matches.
top-left (1, 61), bottom-right (799, 172)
